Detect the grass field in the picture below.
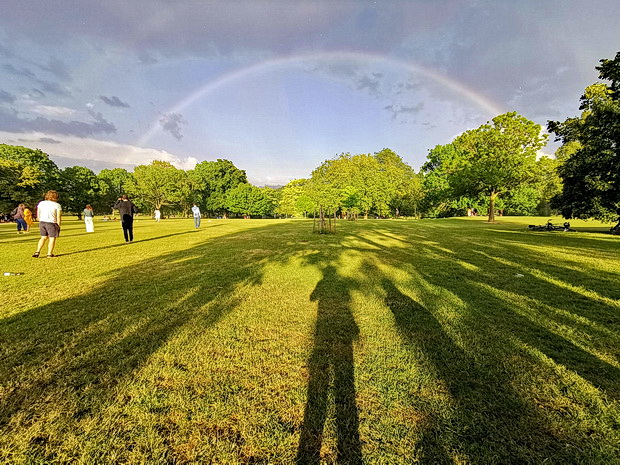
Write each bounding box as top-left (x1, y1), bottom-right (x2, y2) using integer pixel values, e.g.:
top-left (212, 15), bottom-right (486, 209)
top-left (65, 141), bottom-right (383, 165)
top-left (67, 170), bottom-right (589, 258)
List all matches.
top-left (1, 216), bottom-right (619, 464)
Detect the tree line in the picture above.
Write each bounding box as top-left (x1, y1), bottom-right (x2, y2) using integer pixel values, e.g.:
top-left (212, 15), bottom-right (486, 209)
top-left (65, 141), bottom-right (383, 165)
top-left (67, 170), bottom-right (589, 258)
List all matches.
top-left (1, 51), bottom-right (618, 222)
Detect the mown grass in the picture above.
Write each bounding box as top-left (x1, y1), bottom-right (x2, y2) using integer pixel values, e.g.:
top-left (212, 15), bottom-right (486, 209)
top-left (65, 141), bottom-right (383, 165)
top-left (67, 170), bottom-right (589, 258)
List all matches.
top-left (0, 215), bottom-right (619, 464)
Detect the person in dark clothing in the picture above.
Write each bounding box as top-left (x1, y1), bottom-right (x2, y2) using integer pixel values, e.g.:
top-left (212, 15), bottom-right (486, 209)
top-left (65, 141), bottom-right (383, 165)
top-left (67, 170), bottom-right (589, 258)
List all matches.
top-left (113, 194), bottom-right (138, 242)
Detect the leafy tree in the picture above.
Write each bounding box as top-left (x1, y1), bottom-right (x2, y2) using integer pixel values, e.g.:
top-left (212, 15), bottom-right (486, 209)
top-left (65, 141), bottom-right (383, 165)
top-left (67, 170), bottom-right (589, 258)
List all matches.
top-left (0, 144), bottom-right (60, 209)
top-left (449, 112), bottom-right (547, 222)
top-left (96, 168), bottom-right (133, 213)
top-left (126, 160), bottom-right (185, 211)
top-left (225, 183), bottom-right (275, 217)
top-left (276, 179), bottom-right (310, 217)
top-left (59, 166), bottom-right (100, 218)
top-left (0, 159), bottom-right (42, 212)
top-left (420, 143), bottom-right (481, 217)
top-left (192, 159), bottom-right (247, 217)
top-left (548, 51), bottom-right (620, 220)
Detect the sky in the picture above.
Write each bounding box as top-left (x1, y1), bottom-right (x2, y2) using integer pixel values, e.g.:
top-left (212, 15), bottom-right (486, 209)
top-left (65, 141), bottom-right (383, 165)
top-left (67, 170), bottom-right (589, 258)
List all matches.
top-left (1, 0), bottom-right (619, 186)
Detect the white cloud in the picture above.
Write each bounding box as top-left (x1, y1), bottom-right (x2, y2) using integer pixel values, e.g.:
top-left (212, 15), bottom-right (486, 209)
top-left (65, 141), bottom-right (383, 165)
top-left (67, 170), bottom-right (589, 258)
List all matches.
top-left (0, 131), bottom-right (197, 171)
top-left (33, 104), bottom-right (77, 117)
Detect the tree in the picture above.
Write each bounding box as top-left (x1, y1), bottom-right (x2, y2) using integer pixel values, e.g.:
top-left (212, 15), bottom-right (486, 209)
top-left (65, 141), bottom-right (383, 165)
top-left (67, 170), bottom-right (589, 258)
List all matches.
top-left (421, 143), bottom-right (481, 217)
top-left (192, 159), bottom-right (247, 217)
top-left (276, 179), bottom-right (310, 217)
top-left (96, 168), bottom-right (133, 213)
top-left (548, 51), bottom-right (620, 220)
top-left (225, 183), bottom-right (275, 217)
top-left (126, 160), bottom-right (185, 211)
top-left (0, 144), bottom-right (60, 209)
top-left (449, 112), bottom-right (547, 222)
top-left (59, 166), bottom-right (100, 218)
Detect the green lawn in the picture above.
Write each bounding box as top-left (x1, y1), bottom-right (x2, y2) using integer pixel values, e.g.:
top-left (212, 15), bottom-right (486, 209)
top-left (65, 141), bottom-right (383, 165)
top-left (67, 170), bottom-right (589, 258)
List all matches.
top-left (1, 216), bottom-right (619, 464)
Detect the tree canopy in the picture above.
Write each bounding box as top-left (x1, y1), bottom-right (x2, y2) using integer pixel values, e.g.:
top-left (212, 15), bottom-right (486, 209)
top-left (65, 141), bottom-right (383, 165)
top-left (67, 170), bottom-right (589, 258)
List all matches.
top-left (548, 52), bottom-right (620, 220)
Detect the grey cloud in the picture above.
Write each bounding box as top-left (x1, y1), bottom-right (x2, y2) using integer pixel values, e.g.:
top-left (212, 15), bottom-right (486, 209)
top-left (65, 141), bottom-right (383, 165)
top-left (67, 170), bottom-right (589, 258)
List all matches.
top-left (3, 63), bottom-right (36, 79)
top-left (28, 89), bottom-right (46, 99)
top-left (0, 89), bottom-right (16, 104)
top-left (0, 1), bottom-right (356, 56)
top-left (39, 137), bottom-right (62, 144)
top-left (0, 108), bottom-right (116, 137)
top-left (159, 112), bottom-right (186, 140)
top-left (384, 102), bottom-right (425, 120)
top-left (2, 63), bottom-right (69, 96)
top-left (17, 137), bottom-right (62, 144)
top-left (40, 57), bottom-right (72, 81)
top-left (100, 95), bottom-right (130, 108)
top-left (356, 75), bottom-right (382, 96)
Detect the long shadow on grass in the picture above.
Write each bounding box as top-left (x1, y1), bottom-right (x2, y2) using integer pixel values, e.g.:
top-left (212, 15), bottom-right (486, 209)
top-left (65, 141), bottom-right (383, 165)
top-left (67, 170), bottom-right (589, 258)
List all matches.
top-left (296, 263), bottom-right (363, 465)
top-left (0, 221), bottom-right (286, 461)
top-left (354, 226), bottom-right (619, 462)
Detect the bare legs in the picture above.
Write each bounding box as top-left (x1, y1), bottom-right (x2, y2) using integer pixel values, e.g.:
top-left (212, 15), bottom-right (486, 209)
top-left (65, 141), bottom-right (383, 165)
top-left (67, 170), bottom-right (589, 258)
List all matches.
top-left (35, 236), bottom-right (57, 256)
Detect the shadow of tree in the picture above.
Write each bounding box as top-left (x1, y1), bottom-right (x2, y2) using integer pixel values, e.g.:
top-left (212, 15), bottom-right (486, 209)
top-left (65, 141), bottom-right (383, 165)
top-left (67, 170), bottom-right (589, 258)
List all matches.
top-left (0, 221), bottom-right (289, 460)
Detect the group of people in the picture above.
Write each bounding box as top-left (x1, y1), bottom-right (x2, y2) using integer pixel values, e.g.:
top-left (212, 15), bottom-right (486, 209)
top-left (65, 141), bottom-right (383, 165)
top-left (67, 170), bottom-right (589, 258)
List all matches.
top-left (11, 191), bottom-right (203, 258)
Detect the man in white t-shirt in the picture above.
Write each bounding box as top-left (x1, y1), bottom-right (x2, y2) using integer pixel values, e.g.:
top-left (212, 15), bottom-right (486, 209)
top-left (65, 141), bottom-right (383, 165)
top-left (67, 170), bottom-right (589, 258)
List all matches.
top-left (33, 190), bottom-right (62, 258)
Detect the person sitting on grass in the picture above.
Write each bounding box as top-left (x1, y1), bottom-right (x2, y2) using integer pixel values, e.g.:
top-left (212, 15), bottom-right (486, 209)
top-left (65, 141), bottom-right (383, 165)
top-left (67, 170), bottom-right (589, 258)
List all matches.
top-left (32, 190), bottom-right (62, 258)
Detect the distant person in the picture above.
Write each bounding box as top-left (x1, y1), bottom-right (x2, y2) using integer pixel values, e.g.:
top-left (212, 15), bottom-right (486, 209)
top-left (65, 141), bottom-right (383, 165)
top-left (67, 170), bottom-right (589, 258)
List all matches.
top-left (191, 203), bottom-right (201, 228)
top-left (12, 204), bottom-right (27, 234)
top-left (113, 195), bottom-right (138, 243)
top-left (154, 208), bottom-right (161, 222)
top-left (23, 205), bottom-right (33, 232)
top-left (32, 190), bottom-right (62, 258)
top-left (472, 208), bottom-right (478, 216)
top-left (84, 204), bottom-right (95, 232)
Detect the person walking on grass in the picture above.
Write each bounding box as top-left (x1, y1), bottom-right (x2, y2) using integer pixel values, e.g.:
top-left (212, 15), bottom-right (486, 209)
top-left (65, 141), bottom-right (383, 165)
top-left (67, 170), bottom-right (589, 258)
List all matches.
top-left (114, 195), bottom-right (138, 243)
top-left (12, 204), bottom-right (27, 234)
top-left (191, 203), bottom-right (201, 228)
top-left (154, 208), bottom-right (161, 222)
top-left (84, 204), bottom-right (95, 232)
top-left (32, 190), bottom-right (62, 258)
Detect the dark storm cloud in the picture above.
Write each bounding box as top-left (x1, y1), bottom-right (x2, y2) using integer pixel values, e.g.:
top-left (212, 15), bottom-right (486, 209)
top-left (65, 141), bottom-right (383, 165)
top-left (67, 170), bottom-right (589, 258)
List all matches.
top-left (159, 113), bottom-right (186, 140)
top-left (100, 95), bottom-right (130, 108)
top-left (0, 108), bottom-right (116, 137)
top-left (0, 90), bottom-right (16, 104)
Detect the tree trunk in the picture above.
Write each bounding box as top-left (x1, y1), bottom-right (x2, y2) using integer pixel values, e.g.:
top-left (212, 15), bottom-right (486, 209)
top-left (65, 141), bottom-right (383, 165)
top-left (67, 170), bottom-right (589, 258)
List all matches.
top-left (488, 192), bottom-right (497, 222)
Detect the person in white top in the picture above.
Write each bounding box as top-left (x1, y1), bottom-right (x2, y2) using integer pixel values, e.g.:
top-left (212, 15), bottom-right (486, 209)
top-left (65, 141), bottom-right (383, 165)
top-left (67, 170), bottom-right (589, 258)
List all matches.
top-left (33, 190), bottom-right (62, 258)
top-left (154, 208), bottom-right (161, 222)
top-left (191, 203), bottom-right (201, 228)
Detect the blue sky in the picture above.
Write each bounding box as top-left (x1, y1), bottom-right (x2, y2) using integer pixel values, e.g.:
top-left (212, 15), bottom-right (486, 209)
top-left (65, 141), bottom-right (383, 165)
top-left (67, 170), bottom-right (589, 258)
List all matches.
top-left (1, 0), bottom-right (619, 185)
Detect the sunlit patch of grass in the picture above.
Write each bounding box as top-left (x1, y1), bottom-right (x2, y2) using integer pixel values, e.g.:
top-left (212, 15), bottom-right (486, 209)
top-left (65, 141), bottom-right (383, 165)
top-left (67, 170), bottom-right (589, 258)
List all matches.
top-left (1, 216), bottom-right (619, 464)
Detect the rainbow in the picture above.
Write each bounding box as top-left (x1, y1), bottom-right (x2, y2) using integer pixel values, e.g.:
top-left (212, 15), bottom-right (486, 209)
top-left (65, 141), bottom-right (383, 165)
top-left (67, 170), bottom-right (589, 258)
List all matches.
top-left (137, 51), bottom-right (505, 146)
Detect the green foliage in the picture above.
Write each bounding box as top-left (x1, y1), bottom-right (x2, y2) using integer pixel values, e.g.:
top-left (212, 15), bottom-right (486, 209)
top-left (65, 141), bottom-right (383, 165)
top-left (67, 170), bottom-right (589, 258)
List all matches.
top-left (126, 160), bottom-right (186, 211)
top-left (422, 113), bottom-right (548, 221)
top-left (307, 149), bottom-right (417, 218)
top-left (0, 144), bottom-right (60, 210)
top-left (276, 179), bottom-right (310, 217)
top-left (192, 159), bottom-right (247, 216)
top-left (225, 183), bottom-right (277, 217)
top-left (59, 166), bottom-right (100, 216)
top-left (96, 168), bottom-right (134, 213)
top-left (548, 51), bottom-right (620, 220)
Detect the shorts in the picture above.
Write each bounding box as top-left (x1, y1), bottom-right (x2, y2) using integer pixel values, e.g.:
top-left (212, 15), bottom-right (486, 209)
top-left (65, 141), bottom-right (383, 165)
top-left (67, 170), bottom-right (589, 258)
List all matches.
top-left (39, 221), bottom-right (61, 238)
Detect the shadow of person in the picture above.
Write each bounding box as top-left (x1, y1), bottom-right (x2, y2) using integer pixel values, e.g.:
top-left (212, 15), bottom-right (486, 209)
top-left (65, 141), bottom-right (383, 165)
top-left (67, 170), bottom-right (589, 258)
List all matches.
top-left (296, 264), bottom-right (363, 465)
